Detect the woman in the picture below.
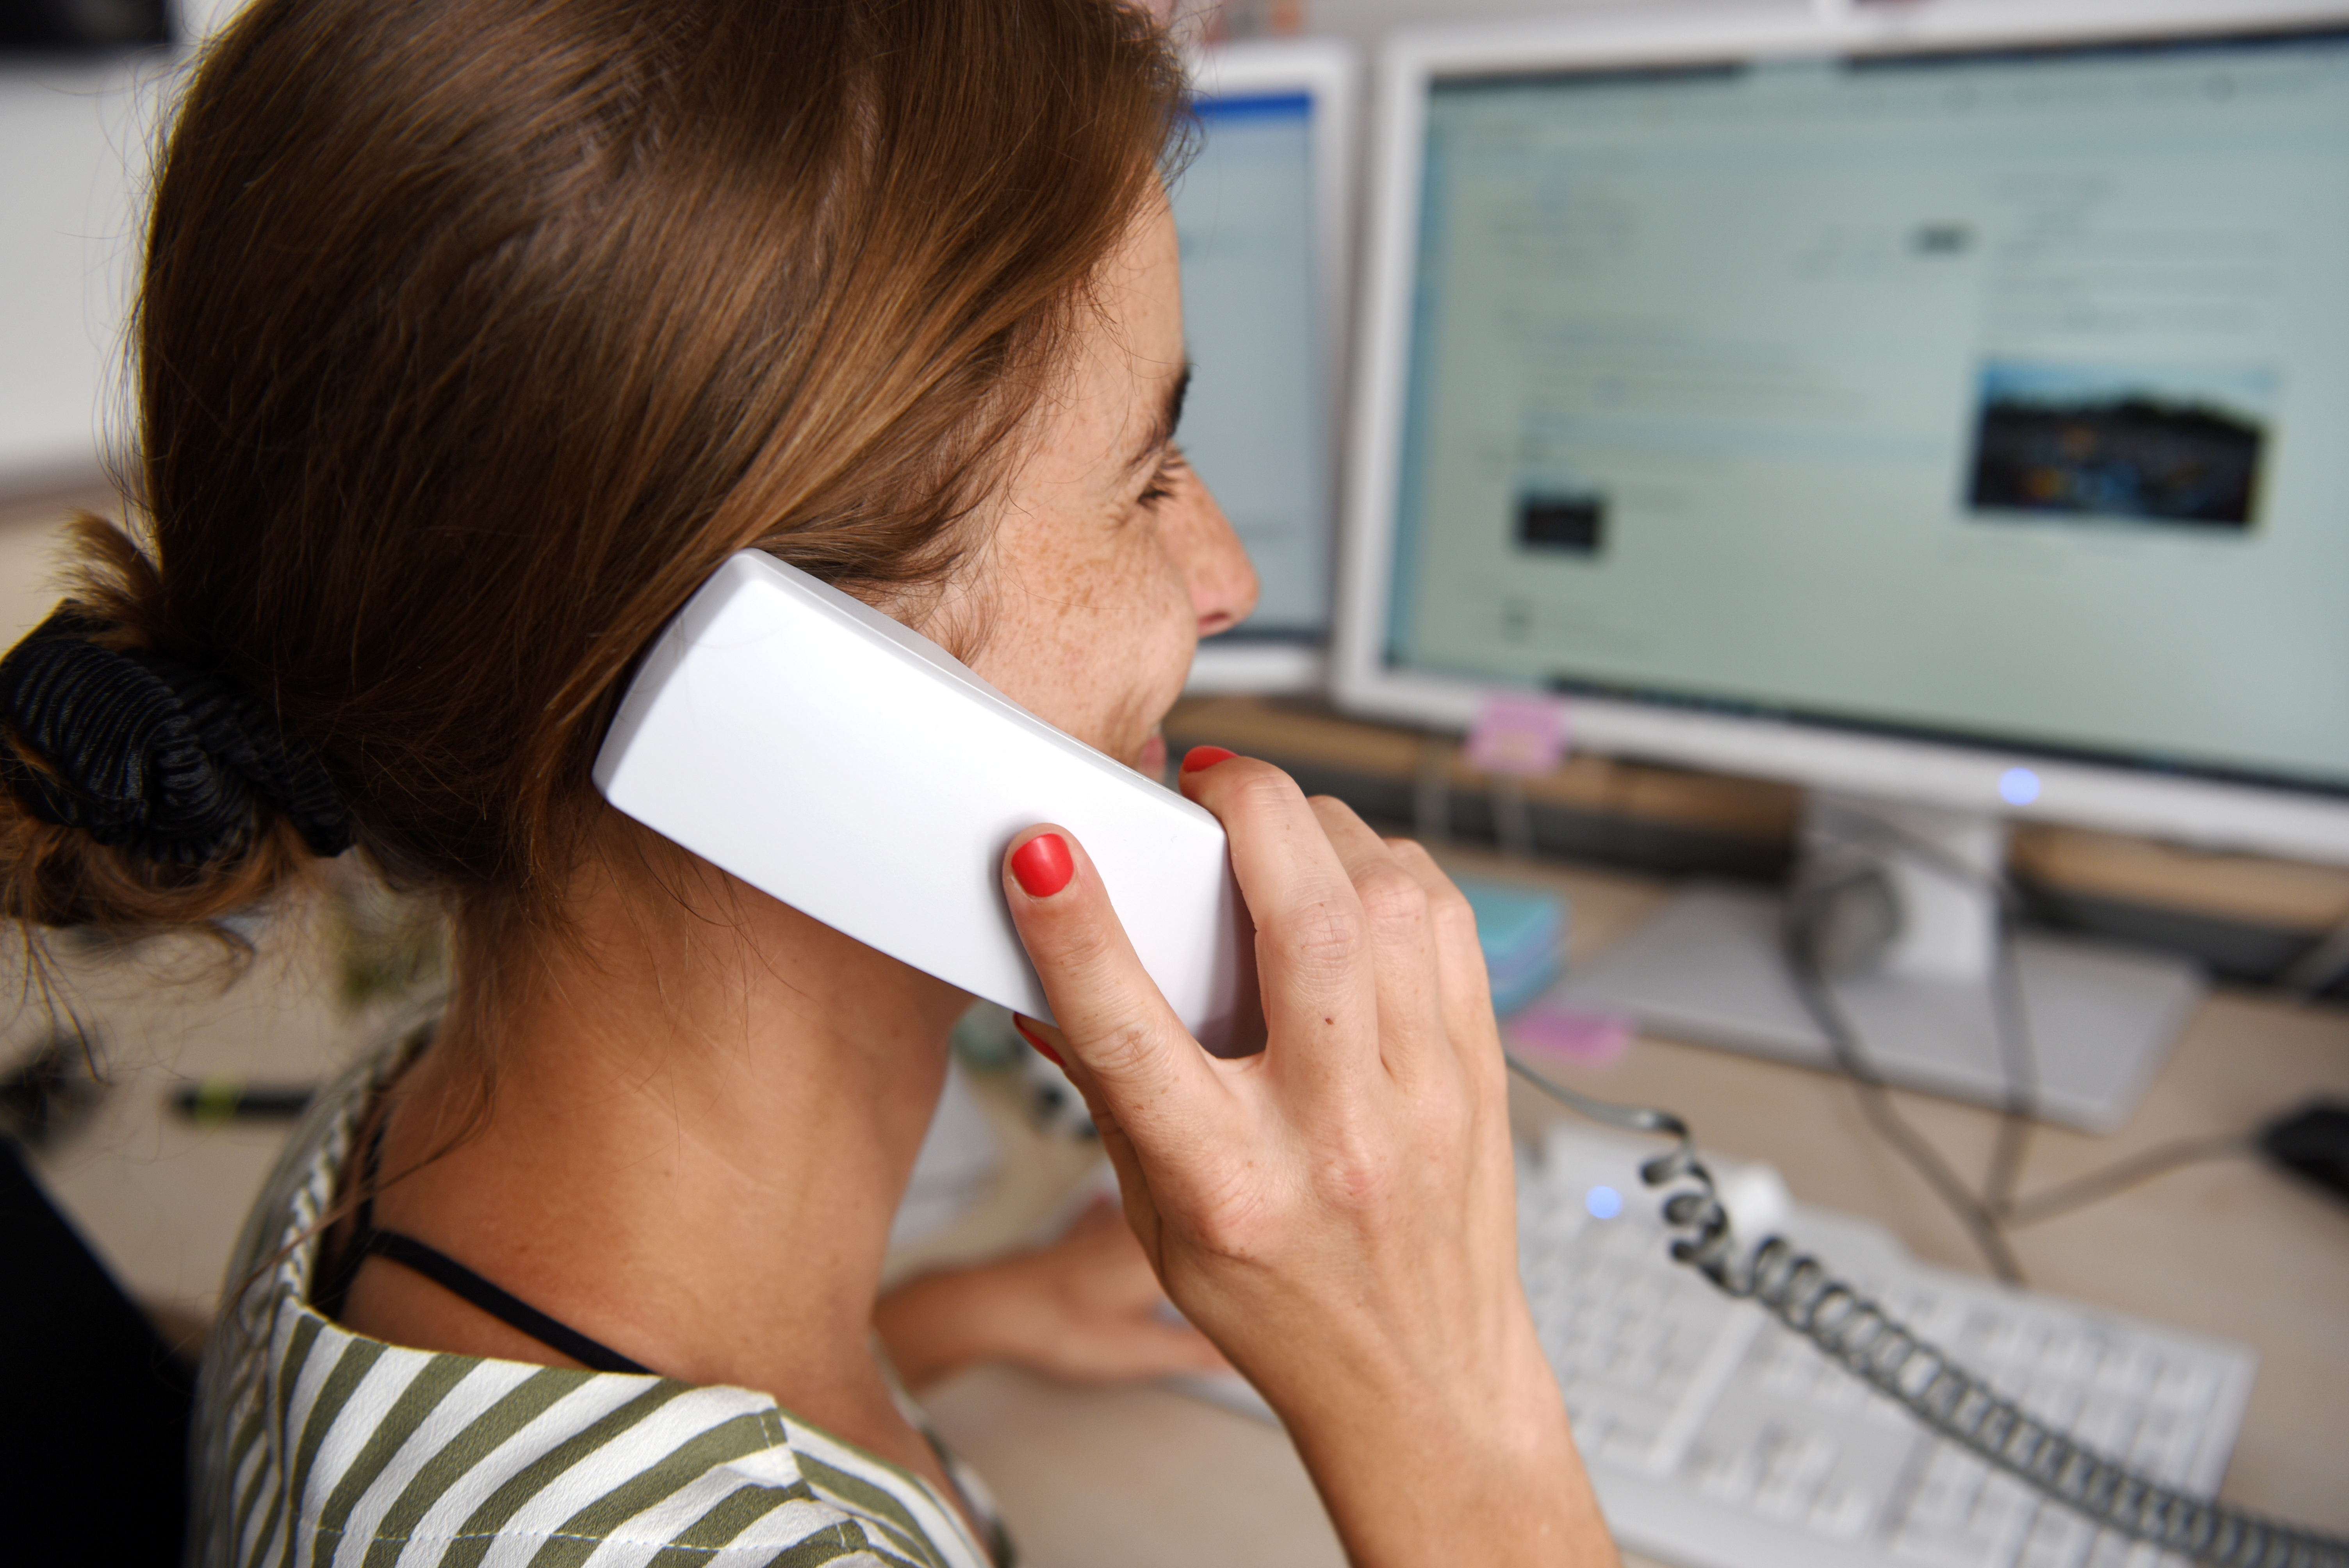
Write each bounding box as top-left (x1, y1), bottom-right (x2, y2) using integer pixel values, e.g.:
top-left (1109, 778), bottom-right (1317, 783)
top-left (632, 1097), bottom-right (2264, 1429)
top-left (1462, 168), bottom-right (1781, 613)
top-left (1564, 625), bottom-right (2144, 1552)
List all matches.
top-left (0, 2), bottom-right (1613, 1563)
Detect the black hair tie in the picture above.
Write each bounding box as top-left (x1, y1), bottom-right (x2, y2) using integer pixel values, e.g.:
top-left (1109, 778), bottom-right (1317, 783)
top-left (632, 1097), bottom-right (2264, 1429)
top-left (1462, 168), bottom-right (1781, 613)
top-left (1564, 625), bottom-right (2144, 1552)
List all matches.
top-left (0, 604), bottom-right (351, 865)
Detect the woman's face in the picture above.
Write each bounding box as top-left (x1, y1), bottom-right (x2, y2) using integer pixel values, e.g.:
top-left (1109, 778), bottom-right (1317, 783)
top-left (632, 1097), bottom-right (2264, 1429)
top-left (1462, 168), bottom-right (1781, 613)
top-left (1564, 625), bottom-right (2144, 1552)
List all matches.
top-left (954, 201), bottom-right (1258, 775)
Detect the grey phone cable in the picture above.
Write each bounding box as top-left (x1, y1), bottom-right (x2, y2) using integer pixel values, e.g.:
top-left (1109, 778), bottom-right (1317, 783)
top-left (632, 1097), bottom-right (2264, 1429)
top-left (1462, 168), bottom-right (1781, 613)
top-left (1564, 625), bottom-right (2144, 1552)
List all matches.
top-left (1505, 1053), bottom-right (2349, 1568)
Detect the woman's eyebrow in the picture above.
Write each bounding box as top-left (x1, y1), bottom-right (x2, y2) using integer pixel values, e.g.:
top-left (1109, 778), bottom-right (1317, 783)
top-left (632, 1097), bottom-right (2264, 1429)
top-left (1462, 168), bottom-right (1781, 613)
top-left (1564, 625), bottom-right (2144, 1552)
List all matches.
top-left (1121, 363), bottom-right (1192, 476)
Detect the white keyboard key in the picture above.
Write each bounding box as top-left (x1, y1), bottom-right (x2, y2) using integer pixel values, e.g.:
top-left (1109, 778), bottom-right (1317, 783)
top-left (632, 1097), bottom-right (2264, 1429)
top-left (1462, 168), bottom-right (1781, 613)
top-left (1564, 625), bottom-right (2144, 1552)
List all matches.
top-left (1755, 1431), bottom-right (1837, 1519)
top-left (1812, 1363), bottom-right (1871, 1411)
top-left (1604, 1424), bottom-right (1657, 1466)
top-left (1903, 1454), bottom-right (1984, 1534)
top-left (1813, 1484), bottom-right (1877, 1540)
top-left (2018, 1509), bottom-right (2093, 1568)
top-left (2130, 1409), bottom-right (2197, 1479)
top-left (2095, 1342), bottom-right (2161, 1395)
top-left (1761, 1342), bottom-right (1814, 1396)
top-left (1895, 1525), bottom-right (2006, 1568)
top-left (1571, 1407), bottom-right (1614, 1454)
top-left (1968, 1475), bottom-right (2038, 1561)
top-left (2075, 1394), bottom-right (2138, 1455)
top-left (2129, 1423), bottom-right (2190, 1479)
top-left (2025, 1381), bottom-right (2085, 1429)
top-left (1754, 1476), bottom-right (1814, 1521)
top-left (2084, 1534), bottom-right (2134, 1568)
top-left (1918, 1296), bottom-right (1975, 1347)
top-left (1788, 1432), bottom-right (1839, 1482)
top-left (1985, 1315), bottom-right (2046, 1368)
top-left (1695, 1446), bottom-right (1761, 1506)
top-left (2151, 1359), bottom-right (2216, 1411)
top-left (2039, 1332), bottom-right (2099, 1381)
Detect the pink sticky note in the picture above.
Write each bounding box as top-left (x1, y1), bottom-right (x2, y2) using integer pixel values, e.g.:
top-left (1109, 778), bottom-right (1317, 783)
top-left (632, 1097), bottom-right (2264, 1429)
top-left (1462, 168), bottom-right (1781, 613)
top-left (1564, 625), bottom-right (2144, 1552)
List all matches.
top-left (1506, 1001), bottom-right (1633, 1066)
top-left (1465, 693), bottom-right (1571, 777)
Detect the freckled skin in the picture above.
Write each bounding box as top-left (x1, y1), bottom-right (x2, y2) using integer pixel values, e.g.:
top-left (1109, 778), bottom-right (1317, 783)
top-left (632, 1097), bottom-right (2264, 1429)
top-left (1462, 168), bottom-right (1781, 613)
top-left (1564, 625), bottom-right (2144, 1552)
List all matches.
top-left (950, 202), bottom-right (1259, 770)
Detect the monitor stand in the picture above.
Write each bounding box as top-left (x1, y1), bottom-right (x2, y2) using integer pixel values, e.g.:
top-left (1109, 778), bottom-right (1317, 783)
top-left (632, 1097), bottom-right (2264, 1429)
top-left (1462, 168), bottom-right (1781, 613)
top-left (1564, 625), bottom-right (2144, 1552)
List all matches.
top-left (1552, 791), bottom-right (2203, 1133)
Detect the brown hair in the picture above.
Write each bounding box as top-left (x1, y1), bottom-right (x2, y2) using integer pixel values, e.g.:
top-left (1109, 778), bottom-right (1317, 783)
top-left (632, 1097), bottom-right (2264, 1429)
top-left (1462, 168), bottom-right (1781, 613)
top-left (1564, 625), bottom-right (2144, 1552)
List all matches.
top-left (3, 0), bottom-right (1186, 1014)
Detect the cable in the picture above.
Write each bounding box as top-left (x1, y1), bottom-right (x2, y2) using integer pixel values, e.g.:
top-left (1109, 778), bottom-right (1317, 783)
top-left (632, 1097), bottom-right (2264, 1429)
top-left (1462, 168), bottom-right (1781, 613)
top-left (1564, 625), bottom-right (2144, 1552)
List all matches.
top-left (1980, 919), bottom-right (2040, 1219)
top-left (1780, 921), bottom-right (2030, 1285)
top-left (2278, 909), bottom-right (2349, 1004)
top-left (1782, 825), bottom-right (2263, 1248)
top-left (1781, 821), bottom-right (2040, 1283)
top-left (1505, 1053), bottom-right (2349, 1568)
top-left (2001, 1133), bottom-right (2255, 1229)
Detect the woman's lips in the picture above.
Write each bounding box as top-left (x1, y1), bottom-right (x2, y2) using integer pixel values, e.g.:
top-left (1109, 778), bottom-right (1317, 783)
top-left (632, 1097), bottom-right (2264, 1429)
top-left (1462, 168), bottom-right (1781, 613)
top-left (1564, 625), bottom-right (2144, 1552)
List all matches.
top-left (1137, 732), bottom-right (1167, 777)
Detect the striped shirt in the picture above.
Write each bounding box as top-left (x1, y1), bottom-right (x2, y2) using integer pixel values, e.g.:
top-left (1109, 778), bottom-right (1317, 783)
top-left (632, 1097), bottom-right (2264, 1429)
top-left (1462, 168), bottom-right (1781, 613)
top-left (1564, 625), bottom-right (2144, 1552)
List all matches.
top-left (189, 1035), bottom-right (1008, 1568)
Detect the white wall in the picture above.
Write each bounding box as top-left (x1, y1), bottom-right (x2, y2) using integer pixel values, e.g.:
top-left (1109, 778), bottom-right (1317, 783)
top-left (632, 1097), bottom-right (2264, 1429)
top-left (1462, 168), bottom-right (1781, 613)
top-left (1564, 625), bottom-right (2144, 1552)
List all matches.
top-left (0, 0), bottom-right (1679, 491)
top-left (0, 0), bottom-right (244, 488)
top-left (0, 57), bottom-right (148, 482)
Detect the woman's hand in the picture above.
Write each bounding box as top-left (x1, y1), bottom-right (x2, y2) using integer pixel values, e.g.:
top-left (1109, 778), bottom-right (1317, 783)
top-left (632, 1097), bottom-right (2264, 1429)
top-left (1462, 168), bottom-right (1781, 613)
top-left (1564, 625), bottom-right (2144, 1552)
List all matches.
top-left (873, 1199), bottom-right (1227, 1391)
top-left (1001, 752), bottom-right (1616, 1566)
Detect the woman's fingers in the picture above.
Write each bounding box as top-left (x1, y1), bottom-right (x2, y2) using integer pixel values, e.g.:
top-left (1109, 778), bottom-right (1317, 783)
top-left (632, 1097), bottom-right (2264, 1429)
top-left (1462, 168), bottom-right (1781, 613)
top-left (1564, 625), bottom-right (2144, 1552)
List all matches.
top-left (1002, 755), bottom-right (1593, 1558)
top-left (1001, 826), bottom-right (1228, 1159)
top-left (1383, 836), bottom-right (1510, 1110)
top-left (1175, 753), bottom-right (1382, 1088)
top-left (1014, 1014), bottom-right (1166, 1263)
top-left (1305, 797), bottom-right (1450, 1073)
top-left (1007, 1199), bottom-right (1233, 1382)
top-left (1385, 836), bottom-right (1500, 1032)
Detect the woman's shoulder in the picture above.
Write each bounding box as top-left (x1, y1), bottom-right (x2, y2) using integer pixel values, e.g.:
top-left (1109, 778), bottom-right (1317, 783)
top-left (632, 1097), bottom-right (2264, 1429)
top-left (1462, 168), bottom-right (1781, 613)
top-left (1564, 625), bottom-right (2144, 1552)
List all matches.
top-left (205, 1326), bottom-right (984, 1567)
top-left (187, 1026), bottom-right (999, 1568)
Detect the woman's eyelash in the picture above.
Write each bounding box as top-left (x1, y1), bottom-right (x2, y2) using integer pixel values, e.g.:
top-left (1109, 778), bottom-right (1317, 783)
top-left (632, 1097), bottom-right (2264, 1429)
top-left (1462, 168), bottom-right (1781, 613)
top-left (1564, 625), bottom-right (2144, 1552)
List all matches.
top-left (1138, 445), bottom-right (1188, 506)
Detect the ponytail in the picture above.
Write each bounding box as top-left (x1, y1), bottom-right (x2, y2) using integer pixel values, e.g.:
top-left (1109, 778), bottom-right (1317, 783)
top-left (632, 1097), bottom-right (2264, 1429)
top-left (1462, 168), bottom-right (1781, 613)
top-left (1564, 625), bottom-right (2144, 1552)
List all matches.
top-left (0, 516), bottom-right (340, 934)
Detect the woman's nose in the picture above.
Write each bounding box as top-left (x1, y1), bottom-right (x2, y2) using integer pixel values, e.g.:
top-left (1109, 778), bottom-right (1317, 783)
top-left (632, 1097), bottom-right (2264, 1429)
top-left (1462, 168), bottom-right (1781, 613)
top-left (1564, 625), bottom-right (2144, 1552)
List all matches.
top-left (1173, 476), bottom-right (1260, 639)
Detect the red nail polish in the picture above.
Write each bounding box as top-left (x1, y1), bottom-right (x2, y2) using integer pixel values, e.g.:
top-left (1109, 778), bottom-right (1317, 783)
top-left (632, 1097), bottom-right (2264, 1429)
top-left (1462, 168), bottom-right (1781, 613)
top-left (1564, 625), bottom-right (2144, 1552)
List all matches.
top-left (1012, 1017), bottom-right (1064, 1068)
top-left (1010, 832), bottom-right (1074, 898)
top-left (1181, 746), bottom-right (1237, 774)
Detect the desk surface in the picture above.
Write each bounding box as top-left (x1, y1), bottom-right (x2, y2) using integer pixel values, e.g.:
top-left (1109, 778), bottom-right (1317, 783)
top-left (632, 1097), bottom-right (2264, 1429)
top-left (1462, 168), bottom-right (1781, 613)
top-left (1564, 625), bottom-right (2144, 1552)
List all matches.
top-left (917, 847), bottom-right (2349, 1568)
top-left (14, 844), bottom-right (2346, 1566)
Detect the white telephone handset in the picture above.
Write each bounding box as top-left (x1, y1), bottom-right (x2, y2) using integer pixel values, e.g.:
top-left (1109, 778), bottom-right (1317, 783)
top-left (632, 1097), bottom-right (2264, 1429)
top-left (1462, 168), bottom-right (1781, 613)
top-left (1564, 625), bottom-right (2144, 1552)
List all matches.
top-left (593, 551), bottom-right (1262, 1055)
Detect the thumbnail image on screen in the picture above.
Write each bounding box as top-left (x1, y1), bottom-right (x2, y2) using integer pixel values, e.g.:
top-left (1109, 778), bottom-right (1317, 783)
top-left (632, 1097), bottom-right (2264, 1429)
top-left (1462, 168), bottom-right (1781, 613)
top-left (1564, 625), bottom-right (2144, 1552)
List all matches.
top-left (1384, 30), bottom-right (2349, 793)
top-left (1964, 359), bottom-right (2273, 530)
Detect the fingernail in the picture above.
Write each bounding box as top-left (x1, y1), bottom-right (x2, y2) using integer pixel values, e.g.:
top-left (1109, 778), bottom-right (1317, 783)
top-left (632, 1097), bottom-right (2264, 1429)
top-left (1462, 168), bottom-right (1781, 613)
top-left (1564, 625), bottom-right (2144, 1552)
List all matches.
top-left (1181, 746), bottom-right (1237, 774)
top-left (1012, 1016), bottom-right (1064, 1068)
top-left (1010, 832), bottom-right (1074, 898)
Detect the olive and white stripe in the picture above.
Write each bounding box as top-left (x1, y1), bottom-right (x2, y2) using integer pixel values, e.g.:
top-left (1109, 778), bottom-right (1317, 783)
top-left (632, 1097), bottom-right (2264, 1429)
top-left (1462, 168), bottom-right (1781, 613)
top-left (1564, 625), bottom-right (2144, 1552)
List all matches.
top-left (189, 1036), bottom-right (1002, 1568)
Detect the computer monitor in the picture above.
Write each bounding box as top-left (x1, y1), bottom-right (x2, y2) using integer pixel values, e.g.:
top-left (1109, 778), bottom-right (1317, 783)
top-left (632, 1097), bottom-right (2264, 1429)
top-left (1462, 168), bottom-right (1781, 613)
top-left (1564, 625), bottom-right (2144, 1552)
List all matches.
top-left (1175, 38), bottom-right (1355, 694)
top-left (1333, 0), bottom-right (2349, 1129)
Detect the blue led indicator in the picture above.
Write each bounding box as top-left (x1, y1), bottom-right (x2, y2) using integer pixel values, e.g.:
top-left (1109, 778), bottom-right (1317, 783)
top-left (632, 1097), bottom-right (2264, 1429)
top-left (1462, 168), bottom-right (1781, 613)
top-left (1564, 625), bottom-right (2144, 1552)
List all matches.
top-left (1999, 768), bottom-right (2041, 807)
top-left (1585, 1184), bottom-right (1623, 1220)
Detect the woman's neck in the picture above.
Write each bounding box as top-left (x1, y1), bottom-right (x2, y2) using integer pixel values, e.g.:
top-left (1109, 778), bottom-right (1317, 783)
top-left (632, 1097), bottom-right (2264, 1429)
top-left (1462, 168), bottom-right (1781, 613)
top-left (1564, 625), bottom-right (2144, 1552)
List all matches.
top-left (365, 820), bottom-right (971, 1449)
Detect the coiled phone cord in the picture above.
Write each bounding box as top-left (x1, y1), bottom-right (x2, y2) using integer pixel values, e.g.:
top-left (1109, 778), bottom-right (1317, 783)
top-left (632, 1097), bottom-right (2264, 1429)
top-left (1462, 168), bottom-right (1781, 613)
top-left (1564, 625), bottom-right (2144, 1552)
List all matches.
top-left (1504, 1054), bottom-right (2349, 1568)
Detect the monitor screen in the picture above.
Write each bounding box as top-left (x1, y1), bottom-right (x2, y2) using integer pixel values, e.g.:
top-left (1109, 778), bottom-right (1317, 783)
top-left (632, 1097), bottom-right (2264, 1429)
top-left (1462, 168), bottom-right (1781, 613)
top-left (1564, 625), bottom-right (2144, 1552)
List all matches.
top-left (1379, 26), bottom-right (2349, 798)
top-left (1173, 88), bottom-right (1331, 642)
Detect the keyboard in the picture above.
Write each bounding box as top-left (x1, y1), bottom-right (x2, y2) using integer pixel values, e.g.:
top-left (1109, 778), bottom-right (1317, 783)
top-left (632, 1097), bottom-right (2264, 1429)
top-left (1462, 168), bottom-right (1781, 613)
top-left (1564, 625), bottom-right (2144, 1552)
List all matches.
top-left (1173, 1121), bottom-right (2258, 1568)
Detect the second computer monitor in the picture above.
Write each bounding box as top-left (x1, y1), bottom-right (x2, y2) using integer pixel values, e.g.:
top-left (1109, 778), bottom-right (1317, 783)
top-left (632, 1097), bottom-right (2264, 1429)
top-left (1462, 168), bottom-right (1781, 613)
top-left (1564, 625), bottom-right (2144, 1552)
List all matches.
top-left (1176, 39), bottom-right (1354, 694)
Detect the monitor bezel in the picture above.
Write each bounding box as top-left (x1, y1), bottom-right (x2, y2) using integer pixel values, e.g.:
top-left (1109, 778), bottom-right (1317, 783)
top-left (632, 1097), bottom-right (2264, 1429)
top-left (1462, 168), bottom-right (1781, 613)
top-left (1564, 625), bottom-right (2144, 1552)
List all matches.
top-left (1181, 36), bottom-right (1357, 695)
top-left (1331, 0), bottom-right (2349, 866)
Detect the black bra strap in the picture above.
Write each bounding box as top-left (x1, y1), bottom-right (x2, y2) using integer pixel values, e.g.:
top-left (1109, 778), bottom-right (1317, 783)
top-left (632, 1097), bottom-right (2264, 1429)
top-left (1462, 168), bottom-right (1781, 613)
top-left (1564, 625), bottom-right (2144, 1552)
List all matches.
top-left (317, 1107), bottom-right (654, 1377)
top-left (359, 1229), bottom-right (654, 1376)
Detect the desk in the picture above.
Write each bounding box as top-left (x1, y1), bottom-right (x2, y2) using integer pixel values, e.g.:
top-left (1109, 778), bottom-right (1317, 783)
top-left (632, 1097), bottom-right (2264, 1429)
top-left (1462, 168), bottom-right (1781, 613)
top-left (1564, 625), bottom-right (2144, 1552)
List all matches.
top-left (916, 848), bottom-right (2349, 1568)
top-left (12, 846), bottom-right (2346, 1565)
